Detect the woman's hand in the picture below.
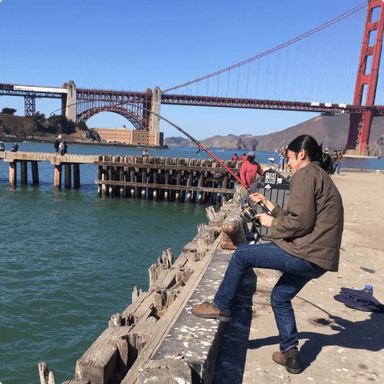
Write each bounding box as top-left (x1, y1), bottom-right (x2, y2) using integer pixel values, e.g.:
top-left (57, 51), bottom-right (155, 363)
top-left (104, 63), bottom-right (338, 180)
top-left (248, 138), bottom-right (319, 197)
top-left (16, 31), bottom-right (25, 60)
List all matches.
top-left (249, 192), bottom-right (275, 213)
top-left (255, 213), bottom-right (274, 227)
top-left (249, 192), bottom-right (267, 206)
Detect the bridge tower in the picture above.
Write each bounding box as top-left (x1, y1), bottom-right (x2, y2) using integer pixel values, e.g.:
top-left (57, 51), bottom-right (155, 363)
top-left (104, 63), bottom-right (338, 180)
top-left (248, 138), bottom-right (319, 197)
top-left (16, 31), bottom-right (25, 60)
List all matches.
top-left (150, 86), bottom-right (163, 145)
top-left (347, 0), bottom-right (384, 155)
top-left (62, 80), bottom-right (77, 122)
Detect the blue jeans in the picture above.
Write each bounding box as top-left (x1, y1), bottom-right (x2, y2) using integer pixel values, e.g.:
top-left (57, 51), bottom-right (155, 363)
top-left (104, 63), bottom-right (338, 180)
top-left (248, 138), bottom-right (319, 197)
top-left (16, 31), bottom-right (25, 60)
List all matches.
top-left (334, 162), bottom-right (341, 174)
top-left (213, 243), bottom-right (326, 352)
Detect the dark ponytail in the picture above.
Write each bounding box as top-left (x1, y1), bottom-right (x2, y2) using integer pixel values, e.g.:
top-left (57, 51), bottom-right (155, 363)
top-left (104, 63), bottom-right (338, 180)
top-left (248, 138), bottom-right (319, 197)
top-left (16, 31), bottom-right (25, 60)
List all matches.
top-left (287, 134), bottom-right (330, 171)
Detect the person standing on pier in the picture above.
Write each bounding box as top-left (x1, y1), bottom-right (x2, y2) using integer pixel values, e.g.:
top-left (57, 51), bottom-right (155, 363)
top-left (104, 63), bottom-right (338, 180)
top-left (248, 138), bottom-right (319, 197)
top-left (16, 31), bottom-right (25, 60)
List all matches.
top-left (59, 139), bottom-right (68, 156)
top-left (333, 150), bottom-right (343, 174)
top-left (192, 134), bottom-right (344, 375)
top-left (241, 153), bottom-right (247, 162)
top-left (278, 146), bottom-right (287, 171)
top-left (239, 151), bottom-right (264, 189)
top-left (232, 153), bottom-right (239, 162)
top-left (54, 135), bottom-right (61, 154)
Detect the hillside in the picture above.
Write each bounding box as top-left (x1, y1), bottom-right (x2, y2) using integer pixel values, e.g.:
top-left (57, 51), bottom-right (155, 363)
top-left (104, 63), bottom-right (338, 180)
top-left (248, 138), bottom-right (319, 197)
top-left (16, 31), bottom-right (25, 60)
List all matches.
top-left (2, 111), bottom-right (384, 155)
top-left (164, 113), bottom-right (384, 155)
top-left (0, 112), bottom-right (89, 141)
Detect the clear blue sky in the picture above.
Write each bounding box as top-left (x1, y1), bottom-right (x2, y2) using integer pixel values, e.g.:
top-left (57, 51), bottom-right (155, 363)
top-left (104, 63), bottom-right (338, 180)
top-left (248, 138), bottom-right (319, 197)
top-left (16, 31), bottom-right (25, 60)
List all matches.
top-left (0, 0), bottom-right (370, 139)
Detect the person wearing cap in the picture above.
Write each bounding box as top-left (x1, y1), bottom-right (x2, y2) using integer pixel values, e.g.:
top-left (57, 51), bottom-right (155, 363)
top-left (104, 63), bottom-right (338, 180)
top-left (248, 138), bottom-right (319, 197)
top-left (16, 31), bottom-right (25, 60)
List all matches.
top-left (239, 151), bottom-right (264, 188)
top-left (54, 136), bottom-right (61, 154)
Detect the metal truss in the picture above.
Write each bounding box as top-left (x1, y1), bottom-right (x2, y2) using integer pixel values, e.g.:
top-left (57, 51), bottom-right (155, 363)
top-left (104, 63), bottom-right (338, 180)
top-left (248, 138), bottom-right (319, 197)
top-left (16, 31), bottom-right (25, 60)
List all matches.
top-left (76, 88), bottom-right (152, 129)
top-left (24, 96), bottom-right (36, 116)
top-left (0, 83), bottom-right (63, 99)
top-left (160, 94), bottom-right (377, 115)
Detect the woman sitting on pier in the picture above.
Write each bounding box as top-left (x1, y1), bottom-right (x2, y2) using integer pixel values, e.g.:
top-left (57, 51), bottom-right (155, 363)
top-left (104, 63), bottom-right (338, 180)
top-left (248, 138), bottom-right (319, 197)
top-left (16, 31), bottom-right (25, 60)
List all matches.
top-left (192, 134), bottom-right (344, 375)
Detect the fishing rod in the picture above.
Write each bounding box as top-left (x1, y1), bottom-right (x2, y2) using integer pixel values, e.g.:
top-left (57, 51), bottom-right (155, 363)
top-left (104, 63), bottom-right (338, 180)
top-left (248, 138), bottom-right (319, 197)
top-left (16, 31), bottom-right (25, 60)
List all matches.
top-left (140, 106), bottom-right (272, 215)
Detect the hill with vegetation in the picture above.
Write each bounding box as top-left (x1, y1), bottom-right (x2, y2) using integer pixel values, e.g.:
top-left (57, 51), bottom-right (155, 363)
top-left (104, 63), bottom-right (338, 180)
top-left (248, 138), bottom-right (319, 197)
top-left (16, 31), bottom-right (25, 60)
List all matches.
top-left (165, 113), bottom-right (384, 156)
top-left (0, 108), bottom-right (92, 142)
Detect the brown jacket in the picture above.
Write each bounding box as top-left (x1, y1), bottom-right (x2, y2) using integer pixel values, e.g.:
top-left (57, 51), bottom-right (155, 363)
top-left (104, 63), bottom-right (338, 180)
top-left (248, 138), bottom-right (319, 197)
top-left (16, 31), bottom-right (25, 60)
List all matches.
top-left (270, 162), bottom-right (344, 271)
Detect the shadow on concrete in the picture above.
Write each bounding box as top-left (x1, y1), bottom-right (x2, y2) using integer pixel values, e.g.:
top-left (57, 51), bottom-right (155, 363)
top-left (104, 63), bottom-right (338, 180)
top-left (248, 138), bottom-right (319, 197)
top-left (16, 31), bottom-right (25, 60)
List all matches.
top-left (212, 276), bottom-right (256, 384)
top-left (243, 312), bottom-right (384, 373)
top-left (299, 312), bottom-right (384, 371)
top-left (213, 287), bottom-right (384, 380)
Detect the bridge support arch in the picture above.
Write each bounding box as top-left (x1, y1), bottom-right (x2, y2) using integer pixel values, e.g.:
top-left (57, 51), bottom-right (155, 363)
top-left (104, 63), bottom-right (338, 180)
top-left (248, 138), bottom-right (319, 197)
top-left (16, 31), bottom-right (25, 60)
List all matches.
top-left (347, 0), bottom-right (384, 155)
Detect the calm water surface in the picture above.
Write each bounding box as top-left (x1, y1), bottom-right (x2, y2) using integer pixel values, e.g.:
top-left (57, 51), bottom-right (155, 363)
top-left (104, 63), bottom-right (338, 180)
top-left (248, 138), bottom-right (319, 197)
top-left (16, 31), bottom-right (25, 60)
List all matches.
top-left (0, 142), bottom-right (383, 384)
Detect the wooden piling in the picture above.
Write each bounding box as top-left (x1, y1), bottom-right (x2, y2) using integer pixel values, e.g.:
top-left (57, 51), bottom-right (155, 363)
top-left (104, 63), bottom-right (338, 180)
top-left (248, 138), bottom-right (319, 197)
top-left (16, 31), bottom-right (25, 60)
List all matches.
top-left (97, 156), bottom-right (102, 196)
top-left (152, 169), bottom-right (158, 201)
top-left (130, 163), bottom-right (135, 198)
top-left (108, 155), bottom-right (114, 197)
top-left (101, 155), bottom-right (107, 197)
top-left (32, 161), bottom-right (39, 185)
top-left (9, 161), bottom-right (17, 187)
top-left (118, 156), bottom-right (124, 197)
top-left (38, 362), bottom-right (56, 384)
top-left (20, 161), bottom-right (28, 185)
top-left (64, 164), bottom-right (71, 189)
top-left (54, 165), bottom-right (62, 190)
top-left (73, 164), bottom-right (80, 189)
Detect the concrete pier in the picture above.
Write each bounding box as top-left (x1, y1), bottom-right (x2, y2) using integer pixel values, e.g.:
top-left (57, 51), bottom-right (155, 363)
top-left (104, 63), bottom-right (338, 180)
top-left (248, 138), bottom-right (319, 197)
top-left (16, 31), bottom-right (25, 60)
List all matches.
top-left (0, 151), bottom-right (98, 190)
top-left (37, 171), bottom-right (384, 384)
top-left (212, 172), bottom-right (384, 384)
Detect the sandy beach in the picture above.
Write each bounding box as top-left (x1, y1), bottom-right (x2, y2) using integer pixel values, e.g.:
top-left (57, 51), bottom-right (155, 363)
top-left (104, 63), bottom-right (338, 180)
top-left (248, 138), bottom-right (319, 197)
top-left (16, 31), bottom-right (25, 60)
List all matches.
top-left (213, 172), bottom-right (384, 384)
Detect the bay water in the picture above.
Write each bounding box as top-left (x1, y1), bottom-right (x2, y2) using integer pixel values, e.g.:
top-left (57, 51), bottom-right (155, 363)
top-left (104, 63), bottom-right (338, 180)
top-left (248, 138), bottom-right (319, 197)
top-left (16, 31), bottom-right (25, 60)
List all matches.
top-left (0, 142), bottom-right (383, 384)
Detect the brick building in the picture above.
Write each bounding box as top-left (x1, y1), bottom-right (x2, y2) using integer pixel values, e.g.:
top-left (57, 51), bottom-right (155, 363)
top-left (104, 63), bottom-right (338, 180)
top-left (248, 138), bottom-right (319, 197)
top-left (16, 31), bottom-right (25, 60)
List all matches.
top-left (93, 128), bottom-right (163, 146)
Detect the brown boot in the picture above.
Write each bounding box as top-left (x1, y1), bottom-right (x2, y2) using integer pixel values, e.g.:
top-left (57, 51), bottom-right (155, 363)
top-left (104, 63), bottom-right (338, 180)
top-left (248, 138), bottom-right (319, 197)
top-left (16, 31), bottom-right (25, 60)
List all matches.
top-left (191, 302), bottom-right (231, 322)
top-left (272, 347), bottom-right (301, 374)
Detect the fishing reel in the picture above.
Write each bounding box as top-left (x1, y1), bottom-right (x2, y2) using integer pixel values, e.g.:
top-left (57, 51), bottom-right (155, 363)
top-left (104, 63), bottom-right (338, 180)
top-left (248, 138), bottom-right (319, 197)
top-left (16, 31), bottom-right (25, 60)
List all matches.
top-left (241, 205), bottom-right (260, 227)
top-left (240, 204), bottom-right (262, 243)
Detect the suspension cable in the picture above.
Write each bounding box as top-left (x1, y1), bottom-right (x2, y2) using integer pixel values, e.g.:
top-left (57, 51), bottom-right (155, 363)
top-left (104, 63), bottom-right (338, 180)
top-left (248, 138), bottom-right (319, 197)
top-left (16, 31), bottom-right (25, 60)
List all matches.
top-left (162, 2), bottom-right (367, 94)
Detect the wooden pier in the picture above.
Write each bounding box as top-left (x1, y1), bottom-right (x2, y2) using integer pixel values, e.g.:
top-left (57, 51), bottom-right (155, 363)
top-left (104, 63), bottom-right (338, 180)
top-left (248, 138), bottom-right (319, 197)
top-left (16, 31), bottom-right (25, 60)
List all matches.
top-left (95, 155), bottom-right (239, 203)
top-left (0, 151), bottom-right (240, 203)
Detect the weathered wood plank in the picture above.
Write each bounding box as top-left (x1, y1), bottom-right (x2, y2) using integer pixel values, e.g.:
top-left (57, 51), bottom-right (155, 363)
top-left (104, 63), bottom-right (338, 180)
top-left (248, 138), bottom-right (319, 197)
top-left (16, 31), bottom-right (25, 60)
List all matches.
top-left (75, 325), bottom-right (133, 384)
top-left (38, 362), bottom-right (56, 384)
top-left (120, 233), bottom-right (222, 384)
